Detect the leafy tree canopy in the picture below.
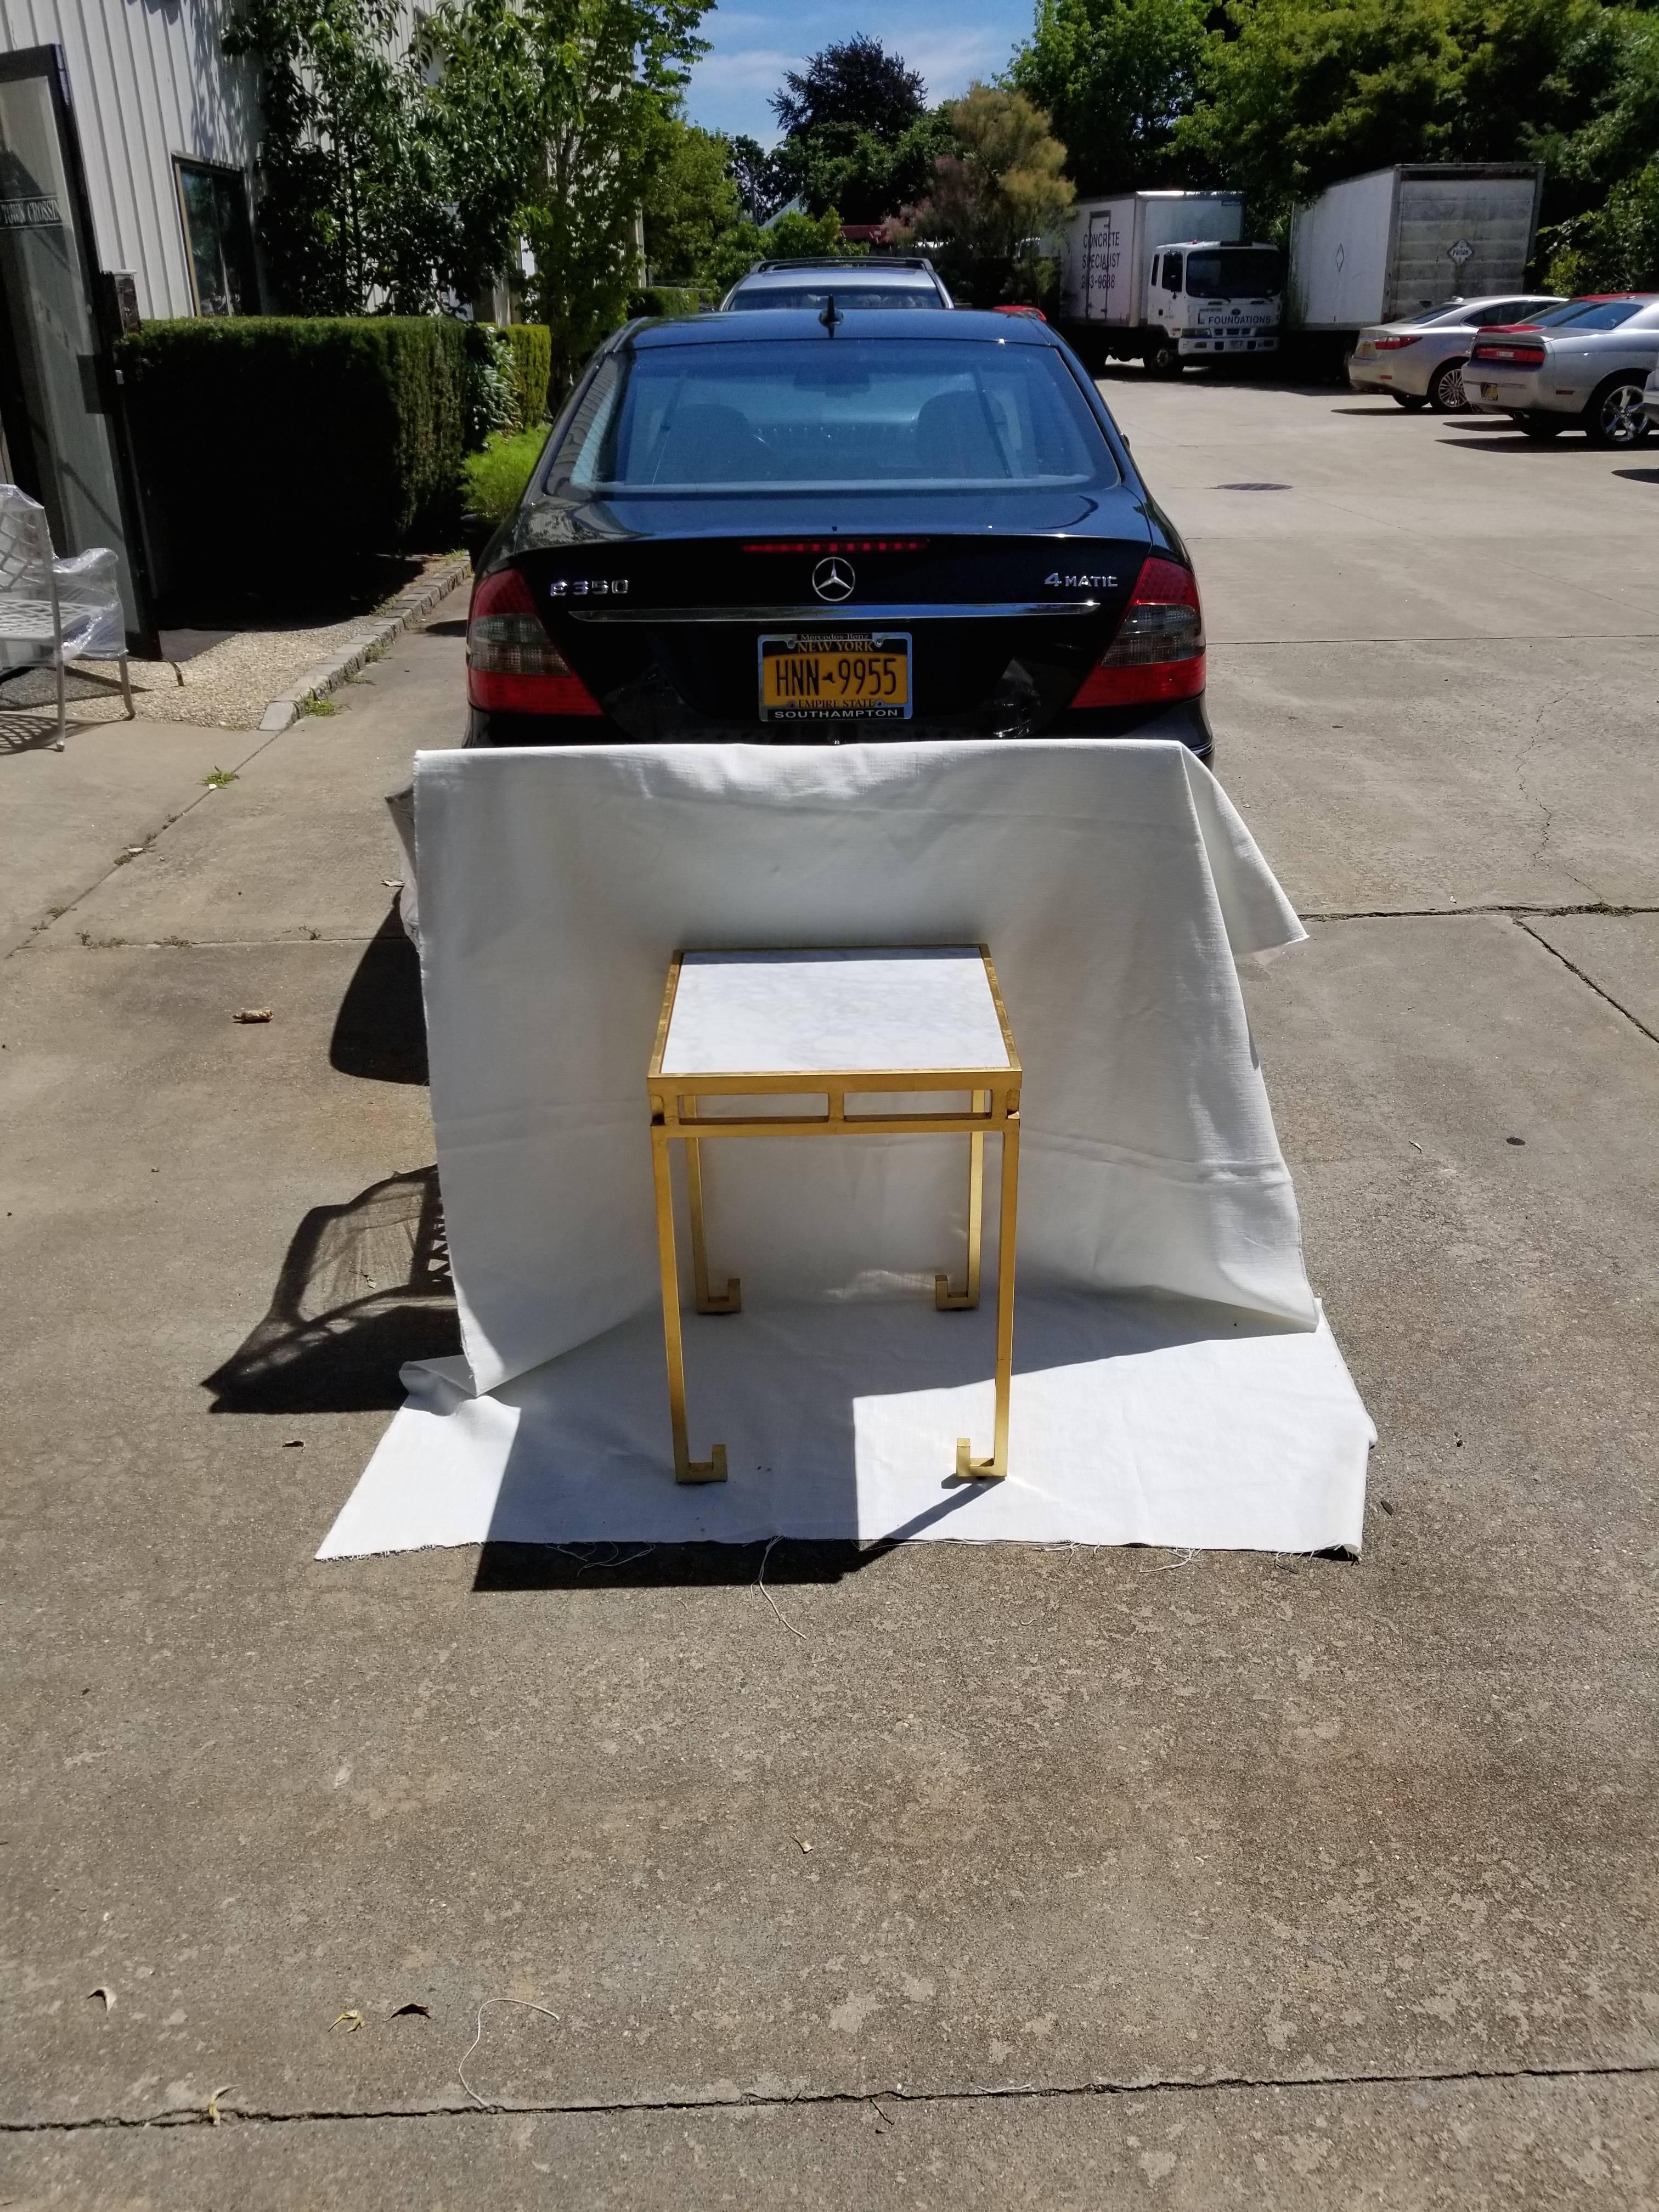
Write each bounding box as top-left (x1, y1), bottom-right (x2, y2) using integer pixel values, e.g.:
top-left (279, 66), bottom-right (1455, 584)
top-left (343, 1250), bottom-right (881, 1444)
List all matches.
top-left (767, 36), bottom-right (946, 222)
top-left (892, 84), bottom-right (1075, 306)
top-left (1009, 0), bottom-right (1209, 197)
top-left (770, 33), bottom-right (927, 139)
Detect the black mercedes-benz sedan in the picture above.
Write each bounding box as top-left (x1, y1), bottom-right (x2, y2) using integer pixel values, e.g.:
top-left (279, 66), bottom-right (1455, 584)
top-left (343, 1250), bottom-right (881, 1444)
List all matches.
top-left (465, 307), bottom-right (1211, 757)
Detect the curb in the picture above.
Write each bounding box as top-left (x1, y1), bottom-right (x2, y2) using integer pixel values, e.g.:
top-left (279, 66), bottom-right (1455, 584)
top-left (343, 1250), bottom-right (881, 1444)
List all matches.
top-left (257, 558), bottom-right (471, 734)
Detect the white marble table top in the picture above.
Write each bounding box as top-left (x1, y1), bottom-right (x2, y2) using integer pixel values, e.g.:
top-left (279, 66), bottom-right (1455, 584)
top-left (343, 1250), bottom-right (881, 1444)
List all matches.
top-left (659, 946), bottom-right (1013, 1076)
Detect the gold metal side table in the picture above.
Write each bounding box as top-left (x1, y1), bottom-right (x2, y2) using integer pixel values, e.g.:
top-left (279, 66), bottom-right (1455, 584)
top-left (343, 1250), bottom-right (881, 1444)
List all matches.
top-left (646, 946), bottom-right (1021, 1486)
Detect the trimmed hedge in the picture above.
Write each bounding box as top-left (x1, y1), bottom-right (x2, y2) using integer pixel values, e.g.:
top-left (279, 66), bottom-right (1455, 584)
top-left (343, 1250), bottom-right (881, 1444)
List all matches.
top-left (492, 323), bottom-right (551, 427)
top-left (117, 317), bottom-right (466, 603)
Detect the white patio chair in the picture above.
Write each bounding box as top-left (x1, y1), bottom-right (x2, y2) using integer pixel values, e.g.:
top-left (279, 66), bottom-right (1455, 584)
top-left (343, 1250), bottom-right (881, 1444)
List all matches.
top-left (0, 482), bottom-right (133, 740)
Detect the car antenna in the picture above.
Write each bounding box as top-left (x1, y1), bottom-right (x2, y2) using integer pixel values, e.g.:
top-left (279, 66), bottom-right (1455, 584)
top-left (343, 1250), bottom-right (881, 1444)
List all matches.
top-left (820, 292), bottom-right (840, 335)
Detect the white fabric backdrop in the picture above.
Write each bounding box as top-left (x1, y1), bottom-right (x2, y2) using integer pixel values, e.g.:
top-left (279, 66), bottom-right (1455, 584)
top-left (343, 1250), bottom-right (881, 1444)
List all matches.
top-left (325, 740), bottom-right (1373, 1559)
top-left (411, 738), bottom-right (1313, 1398)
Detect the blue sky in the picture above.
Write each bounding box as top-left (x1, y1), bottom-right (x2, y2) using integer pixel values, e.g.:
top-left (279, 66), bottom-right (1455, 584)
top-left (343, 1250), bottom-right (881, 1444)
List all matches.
top-left (684, 3), bottom-right (1034, 144)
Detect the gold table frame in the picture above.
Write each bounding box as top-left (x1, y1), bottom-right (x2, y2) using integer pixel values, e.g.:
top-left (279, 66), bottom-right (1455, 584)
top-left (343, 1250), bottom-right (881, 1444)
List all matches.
top-left (647, 946), bottom-right (1022, 1487)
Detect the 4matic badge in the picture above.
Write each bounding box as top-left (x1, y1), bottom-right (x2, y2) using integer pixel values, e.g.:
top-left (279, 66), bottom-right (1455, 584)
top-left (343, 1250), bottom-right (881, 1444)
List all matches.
top-left (1043, 571), bottom-right (1118, 590)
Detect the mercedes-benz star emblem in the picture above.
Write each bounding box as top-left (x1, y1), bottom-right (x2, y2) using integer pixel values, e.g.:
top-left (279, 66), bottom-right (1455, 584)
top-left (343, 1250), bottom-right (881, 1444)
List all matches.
top-left (812, 556), bottom-right (855, 602)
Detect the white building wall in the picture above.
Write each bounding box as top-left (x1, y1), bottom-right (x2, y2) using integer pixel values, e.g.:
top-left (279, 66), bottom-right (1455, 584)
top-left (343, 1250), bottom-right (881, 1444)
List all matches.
top-left (0, 0), bottom-right (259, 318)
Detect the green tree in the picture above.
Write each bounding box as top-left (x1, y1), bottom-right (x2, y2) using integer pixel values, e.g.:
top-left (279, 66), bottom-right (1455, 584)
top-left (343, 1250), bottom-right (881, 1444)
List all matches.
top-left (769, 36), bottom-right (947, 222)
top-left (891, 84), bottom-right (1075, 306)
top-left (225, 0), bottom-right (455, 311)
top-left (1009, 0), bottom-right (1209, 196)
top-left (725, 134), bottom-right (787, 222)
top-left (428, 0), bottom-right (709, 391)
top-left (643, 122), bottom-right (744, 284)
top-left (1176, 0), bottom-right (1465, 222)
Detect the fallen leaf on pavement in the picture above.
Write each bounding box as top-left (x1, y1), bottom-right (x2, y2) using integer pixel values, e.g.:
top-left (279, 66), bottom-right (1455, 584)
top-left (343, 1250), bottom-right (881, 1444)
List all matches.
top-left (331, 2009), bottom-right (364, 2033)
top-left (283, 1439), bottom-right (304, 1449)
top-left (391, 2001), bottom-right (432, 2019)
top-left (87, 1985), bottom-right (115, 2011)
top-left (207, 2084), bottom-right (233, 2124)
top-left (233, 1008), bottom-right (272, 1024)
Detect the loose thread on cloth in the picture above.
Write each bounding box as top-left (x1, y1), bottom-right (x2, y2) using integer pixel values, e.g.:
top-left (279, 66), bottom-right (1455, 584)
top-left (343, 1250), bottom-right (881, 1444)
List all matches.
top-left (458, 1996), bottom-right (564, 2112)
top-left (757, 1536), bottom-right (806, 1641)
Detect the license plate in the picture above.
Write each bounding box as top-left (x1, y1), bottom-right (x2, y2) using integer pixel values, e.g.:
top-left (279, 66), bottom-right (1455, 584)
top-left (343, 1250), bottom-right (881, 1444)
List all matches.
top-left (1480, 382), bottom-right (1499, 399)
top-left (759, 632), bottom-right (911, 721)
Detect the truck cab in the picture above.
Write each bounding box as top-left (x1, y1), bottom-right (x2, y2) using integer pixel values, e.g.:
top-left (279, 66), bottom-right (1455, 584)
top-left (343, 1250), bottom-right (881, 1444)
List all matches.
top-left (1144, 242), bottom-right (1283, 371)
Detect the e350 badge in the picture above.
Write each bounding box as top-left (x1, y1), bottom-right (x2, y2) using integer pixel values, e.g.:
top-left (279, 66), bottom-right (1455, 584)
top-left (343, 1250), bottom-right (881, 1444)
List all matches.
top-left (547, 577), bottom-right (629, 597)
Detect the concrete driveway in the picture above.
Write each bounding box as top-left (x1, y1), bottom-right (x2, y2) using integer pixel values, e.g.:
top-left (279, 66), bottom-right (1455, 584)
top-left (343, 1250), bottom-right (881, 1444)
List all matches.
top-left (1, 387), bottom-right (1656, 2206)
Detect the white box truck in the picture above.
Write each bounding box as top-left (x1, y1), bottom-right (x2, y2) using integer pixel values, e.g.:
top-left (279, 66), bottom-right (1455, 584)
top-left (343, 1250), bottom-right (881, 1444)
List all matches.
top-left (1053, 191), bottom-right (1283, 373)
top-left (1288, 162), bottom-right (1544, 337)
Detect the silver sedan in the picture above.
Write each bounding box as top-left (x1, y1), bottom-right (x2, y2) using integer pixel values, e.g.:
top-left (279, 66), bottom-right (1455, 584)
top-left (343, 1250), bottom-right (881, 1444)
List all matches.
top-left (1349, 295), bottom-right (1564, 411)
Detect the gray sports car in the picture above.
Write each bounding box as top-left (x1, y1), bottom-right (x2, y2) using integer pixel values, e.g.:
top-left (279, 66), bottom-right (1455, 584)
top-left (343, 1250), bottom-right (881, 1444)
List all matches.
top-left (1348, 294), bottom-right (1564, 411)
top-left (1463, 295), bottom-right (1659, 444)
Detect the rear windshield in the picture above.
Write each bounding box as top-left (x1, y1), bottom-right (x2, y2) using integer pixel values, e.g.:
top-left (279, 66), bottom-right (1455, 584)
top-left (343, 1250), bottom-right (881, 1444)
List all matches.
top-left (1184, 249), bottom-right (1282, 300)
top-left (552, 338), bottom-right (1118, 492)
top-left (729, 286), bottom-right (941, 312)
top-left (1536, 298), bottom-right (1646, 330)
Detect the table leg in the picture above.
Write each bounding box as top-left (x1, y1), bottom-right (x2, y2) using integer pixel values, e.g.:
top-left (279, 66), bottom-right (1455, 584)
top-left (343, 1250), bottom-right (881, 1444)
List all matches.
top-left (684, 1099), bottom-right (741, 1315)
top-left (955, 1109), bottom-right (1019, 1481)
top-left (651, 1121), bottom-right (727, 1485)
top-left (934, 1090), bottom-right (985, 1311)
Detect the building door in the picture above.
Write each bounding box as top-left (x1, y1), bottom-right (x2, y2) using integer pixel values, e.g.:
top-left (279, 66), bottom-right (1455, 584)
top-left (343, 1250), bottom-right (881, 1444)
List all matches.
top-left (0, 47), bottom-right (148, 643)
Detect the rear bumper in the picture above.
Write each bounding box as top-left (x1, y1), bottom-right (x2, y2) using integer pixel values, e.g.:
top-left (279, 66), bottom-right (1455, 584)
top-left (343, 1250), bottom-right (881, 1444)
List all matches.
top-left (467, 692), bottom-right (1214, 758)
top-left (1349, 355), bottom-right (1431, 398)
top-left (1463, 368), bottom-right (1579, 416)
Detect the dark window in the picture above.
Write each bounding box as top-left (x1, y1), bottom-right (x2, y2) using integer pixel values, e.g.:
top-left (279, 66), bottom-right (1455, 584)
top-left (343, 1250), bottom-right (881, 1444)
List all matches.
top-left (175, 160), bottom-right (258, 316)
top-left (1163, 255), bottom-right (1183, 295)
top-left (728, 287), bottom-right (941, 312)
top-left (1538, 298), bottom-right (1645, 331)
top-left (552, 338), bottom-right (1119, 492)
top-left (1183, 249), bottom-right (1282, 300)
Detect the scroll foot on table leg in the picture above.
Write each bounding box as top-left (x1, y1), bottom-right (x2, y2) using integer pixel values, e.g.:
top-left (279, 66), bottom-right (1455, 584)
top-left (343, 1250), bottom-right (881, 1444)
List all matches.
top-left (678, 1443), bottom-right (729, 1485)
top-left (955, 1437), bottom-right (1006, 1482)
top-left (934, 1270), bottom-right (979, 1311)
top-left (696, 1277), bottom-right (742, 1316)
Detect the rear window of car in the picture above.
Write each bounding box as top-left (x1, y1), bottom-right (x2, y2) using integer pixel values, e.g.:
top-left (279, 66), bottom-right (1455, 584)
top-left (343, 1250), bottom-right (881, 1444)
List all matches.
top-left (729, 286), bottom-right (941, 312)
top-left (1539, 299), bottom-right (1646, 330)
top-left (552, 338), bottom-right (1118, 492)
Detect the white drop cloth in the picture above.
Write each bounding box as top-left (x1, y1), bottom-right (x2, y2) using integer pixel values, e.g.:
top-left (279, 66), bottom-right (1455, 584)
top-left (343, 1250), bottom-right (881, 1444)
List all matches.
top-left (328, 739), bottom-right (1374, 1560)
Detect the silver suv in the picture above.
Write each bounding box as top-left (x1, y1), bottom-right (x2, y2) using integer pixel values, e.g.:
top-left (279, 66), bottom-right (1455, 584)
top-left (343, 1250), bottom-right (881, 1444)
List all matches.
top-left (721, 256), bottom-right (953, 313)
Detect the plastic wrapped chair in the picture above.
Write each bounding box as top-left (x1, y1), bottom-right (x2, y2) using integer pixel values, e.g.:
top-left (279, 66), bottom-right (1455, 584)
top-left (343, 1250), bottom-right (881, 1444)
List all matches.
top-left (0, 483), bottom-right (132, 738)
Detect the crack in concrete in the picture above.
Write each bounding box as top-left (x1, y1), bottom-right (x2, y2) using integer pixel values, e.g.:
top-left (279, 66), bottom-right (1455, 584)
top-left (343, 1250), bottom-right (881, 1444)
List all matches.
top-left (5, 2057), bottom-right (1657, 2137)
top-left (1302, 902), bottom-right (1658, 921)
top-left (1511, 698), bottom-right (1599, 903)
top-left (1516, 917), bottom-right (1659, 1046)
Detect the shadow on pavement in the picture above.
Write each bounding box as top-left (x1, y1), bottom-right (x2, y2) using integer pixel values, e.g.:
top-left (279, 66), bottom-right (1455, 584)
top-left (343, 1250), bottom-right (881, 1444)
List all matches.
top-left (473, 1537), bottom-right (885, 1590)
top-left (203, 1166), bottom-right (460, 1413)
top-left (329, 899), bottom-right (426, 1084)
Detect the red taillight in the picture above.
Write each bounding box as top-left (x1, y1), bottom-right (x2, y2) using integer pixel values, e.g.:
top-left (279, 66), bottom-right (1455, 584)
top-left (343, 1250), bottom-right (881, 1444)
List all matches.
top-left (466, 566), bottom-right (603, 716)
top-left (1071, 556), bottom-right (1205, 709)
top-left (1471, 342), bottom-right (1544, 367)
top-left (1372, 334), bottom-right (1421, 351)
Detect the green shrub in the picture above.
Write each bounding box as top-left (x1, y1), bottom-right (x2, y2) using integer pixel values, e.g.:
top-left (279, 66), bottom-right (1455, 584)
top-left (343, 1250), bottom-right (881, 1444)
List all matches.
top-left (463, 323), bottom-right (516, 447)
top-left (117, 317), bottom-right (466, 604)
top-left (494, 323), bottom-right (552, 425)
top-left (626, 284), bottom-right (707, 320)
top-left (460, 424), bottom-right (552, 523)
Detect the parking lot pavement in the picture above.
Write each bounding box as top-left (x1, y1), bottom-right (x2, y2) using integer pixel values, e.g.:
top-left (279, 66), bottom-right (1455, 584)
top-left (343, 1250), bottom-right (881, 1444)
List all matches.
top-left (2, 392), bottom-right (1657, 2205)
